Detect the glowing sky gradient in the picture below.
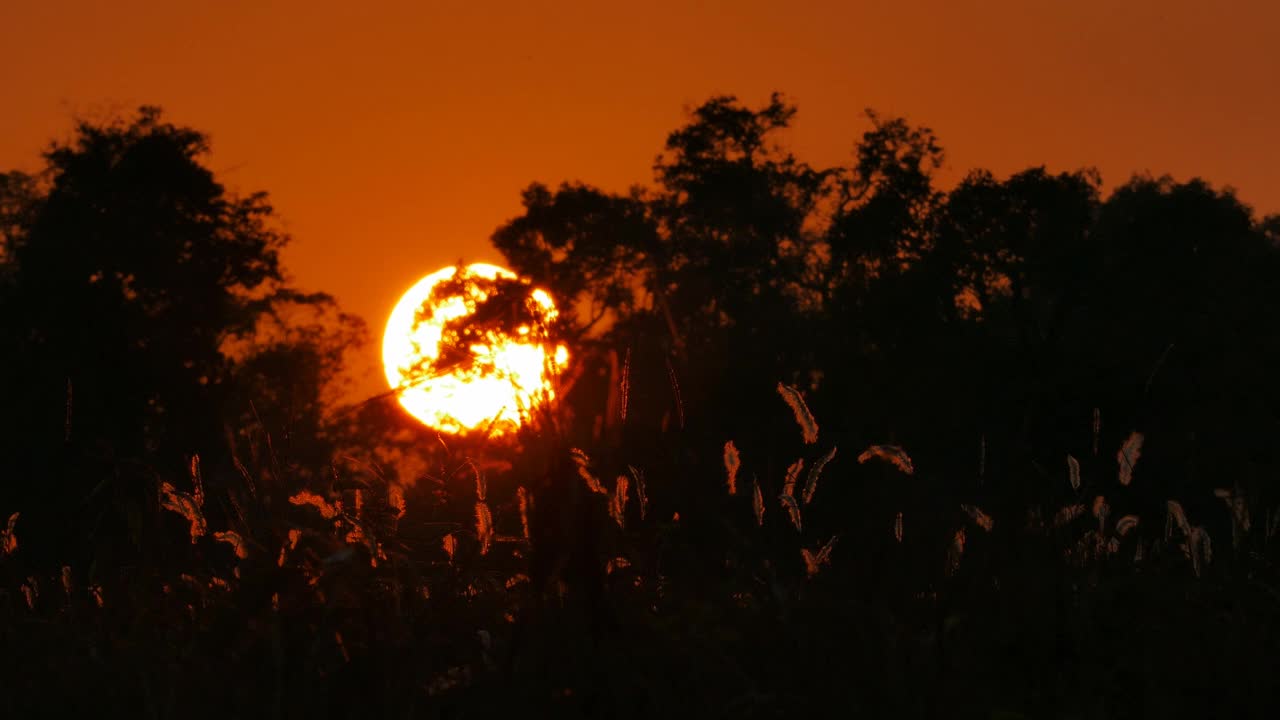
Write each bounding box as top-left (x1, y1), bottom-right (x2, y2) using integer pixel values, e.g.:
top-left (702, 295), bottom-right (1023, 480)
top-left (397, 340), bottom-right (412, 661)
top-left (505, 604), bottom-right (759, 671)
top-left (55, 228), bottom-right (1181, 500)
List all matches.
top-left (3, 0), bottom-right (1276, 399)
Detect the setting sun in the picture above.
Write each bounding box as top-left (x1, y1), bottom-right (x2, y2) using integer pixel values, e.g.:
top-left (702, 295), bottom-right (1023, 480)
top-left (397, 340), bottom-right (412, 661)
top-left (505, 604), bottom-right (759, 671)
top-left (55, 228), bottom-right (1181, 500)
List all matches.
top-left (381, 263), bottom-right (568, 435)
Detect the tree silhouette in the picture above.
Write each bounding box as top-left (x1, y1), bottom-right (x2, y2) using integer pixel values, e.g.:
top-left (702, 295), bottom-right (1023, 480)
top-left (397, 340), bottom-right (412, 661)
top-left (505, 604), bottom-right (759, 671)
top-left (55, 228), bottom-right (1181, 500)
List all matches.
top-left (0, 107), bottom-right (361, 565)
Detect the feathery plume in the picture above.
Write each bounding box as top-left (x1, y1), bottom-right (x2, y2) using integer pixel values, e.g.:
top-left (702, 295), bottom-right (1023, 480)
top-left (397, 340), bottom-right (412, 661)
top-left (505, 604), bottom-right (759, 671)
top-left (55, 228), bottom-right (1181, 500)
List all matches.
top-left (779, 493), bottom-right (803, 532)
top-left (570, 448), bottom-right (607, 494)
top-left (465, 459), bottom-right (486, 501)
top-left (388, 484), bottom-right (406, 519)
top-left (288, 490), bottom-right (340, 519)
top-left (628, 465), bottom-right (648, 520)
top-left (803, 446), bottom-right (838, 505)
top-left (893, 512), bottom-right (904, 543)
top-left (1166, 500), bottom-right (1191, 540)
top-left (517, 486), bottom-right (531, 539)
top-left (723, 441), bottom-right (741, 495)
top-left (1092, 495), bottom-right (1110, 534)
top-left (475, 502), bottom-right (493, 555)
top-left (1053, 504), bottom-right (1086, 528)
top-left (1116, 515), bottom-right (1140, 536)
top-left (782, 459), bottom-right (804, 499)
top-left (801, 535), bottom-right (839, 578)
top-left (1067, 454), bottom-right (1080, 491)
top-left (610, 475), bottom-right (629, 529)
top-left (214, 531), bottom-right (249, 559)
top-left (278, 529), bottom-right (301, 567)
top-left (946, 528), bottom-right (967, 576)
top-left (1, 511), bottom-right (18, 555)
top-left (961, 504), bottom-right (994, 532)
top-left (1187, 526), bottom-right (1212, 577)
top-left (857, 445), bottom-right (914, 475)
top-left (442, 533), bottom-right (457, 562)
top-left (161, 481), bottom-right (208, 542)
top-left (189, 454), bottom-right (205, 509)
top-left (619, 347), bottom-right (631, 423)
top-left (1213, 487), bottom-right (1251, 549)
top-left (1117, 432), bottom-right (1143, 486)
top-left (777, 383), bottom-right (818, 444)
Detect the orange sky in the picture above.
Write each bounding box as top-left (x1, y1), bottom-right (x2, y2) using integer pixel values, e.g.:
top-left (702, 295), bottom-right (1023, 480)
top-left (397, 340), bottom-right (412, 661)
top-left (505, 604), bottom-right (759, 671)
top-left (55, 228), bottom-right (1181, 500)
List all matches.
top-left (3, 0), bottom-right (1277, 400)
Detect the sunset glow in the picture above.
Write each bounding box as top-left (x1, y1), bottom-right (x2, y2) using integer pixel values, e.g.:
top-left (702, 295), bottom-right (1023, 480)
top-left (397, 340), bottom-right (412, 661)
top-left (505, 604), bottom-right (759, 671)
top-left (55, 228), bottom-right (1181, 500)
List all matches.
top-left (381, 263), bottom-right (568, 435)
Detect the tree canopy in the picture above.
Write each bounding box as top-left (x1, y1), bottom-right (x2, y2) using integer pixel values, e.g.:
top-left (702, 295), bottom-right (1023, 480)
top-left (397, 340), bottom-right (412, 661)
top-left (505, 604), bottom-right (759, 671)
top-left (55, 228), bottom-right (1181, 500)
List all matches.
top-left (0, 107), bottom-right (362, 563)
top-left (492, 93), bottom-right (1280, 531)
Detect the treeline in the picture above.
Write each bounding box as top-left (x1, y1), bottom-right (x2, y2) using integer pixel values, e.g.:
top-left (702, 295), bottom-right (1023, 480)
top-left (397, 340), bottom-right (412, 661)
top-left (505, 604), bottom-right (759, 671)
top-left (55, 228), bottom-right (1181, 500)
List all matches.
top-left (494, 93), bottom-right (1280, 554)
top-left (0, 97), bottom-right (1277, 717)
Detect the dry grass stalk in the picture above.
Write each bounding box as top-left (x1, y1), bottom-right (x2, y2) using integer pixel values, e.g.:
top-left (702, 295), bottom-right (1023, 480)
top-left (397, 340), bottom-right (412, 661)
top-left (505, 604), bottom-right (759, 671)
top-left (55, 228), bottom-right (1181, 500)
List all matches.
top-left (278, 529), bottom-right (301, 567)
top-left (619, 347), bottom-right (631, 423)
top-left (779, 494), bottom-right (803, 532)
top-left (1092, 496), bottom-right (1110, 533)
top-left (517, 486), bottom-right (531, 539)
top-left (610, 475), bottom-right (629, 529)
top-left (723, 441), bottom-right (741, 496)
top-left (776, 383), bottom-right (819, 444)
top-left (1052, 504), bottom-right (1086, 527)
top-left (781, 459), bottom-right (802, 497)
top-left (465, 459), bottom-right (486, 501)
top-left (189, 454), bottom-right (205, 510)
top-left (335, 631), bottom-right (350, 664)
top-left (1067, 454), bottom-right (1080, 491)
top-left (1, 511), bottom-right (17, 555)
top-left (570, 448), bottom-right (607, 494)
top-left (214, 531), bottom-right (249, 559)
top-left (628, 465), bottom-right (648, 520)
top-left (1166, 500), bottom-right (1191, 540)
top-left (1117, 431), bottom-right (1143, 486)
top-left (961, 504), bottom-right (994, 532)
top-left (665, 356), bottom-right (684, 429)
top-left (803, 446), bottom-right (838, 505)
top-left (857, 445), bottom-right (914, 475)
top-left (894, 511), bottom-right (904, 543)
top-left (1187, 526), bottom-right (1212, 577)
top-left (475, 502), bottom-right (494, 555)
top-left (1213, 487), bottom-right (1251, 549)
top-left (801, 535), bottom-right (838, 578)
top-left (946, 528), bottom-right (966, 576)
top-left (161, 481), bottom-right (208, 542)
top-left (288, 490), bottom-right (339, 519)
top-left (388, 484), bottom-right (407, 519)
top-left (1116, 515), bottom-right (1140, 536)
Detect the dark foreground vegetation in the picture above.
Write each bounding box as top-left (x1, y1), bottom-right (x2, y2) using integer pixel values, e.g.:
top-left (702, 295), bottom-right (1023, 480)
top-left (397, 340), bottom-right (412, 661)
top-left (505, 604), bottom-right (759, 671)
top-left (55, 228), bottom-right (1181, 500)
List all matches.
top-left (1, 97), bottom-right (1278, 718)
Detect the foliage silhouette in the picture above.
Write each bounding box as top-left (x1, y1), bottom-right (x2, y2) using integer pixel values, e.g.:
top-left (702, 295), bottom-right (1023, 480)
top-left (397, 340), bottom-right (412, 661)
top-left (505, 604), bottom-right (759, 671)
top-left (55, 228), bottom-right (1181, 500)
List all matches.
top-left (1, 96), bottom-right (1278, 718)
top-left (0, 107), bottom-right (363, 567)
